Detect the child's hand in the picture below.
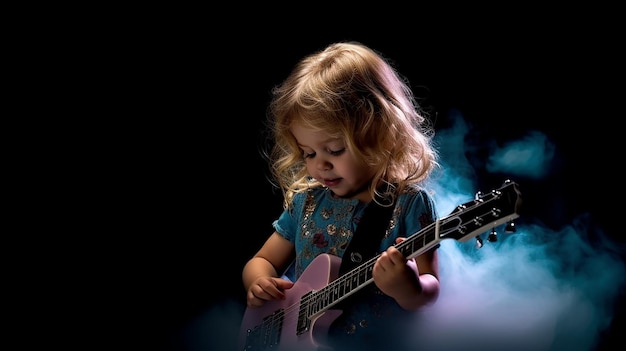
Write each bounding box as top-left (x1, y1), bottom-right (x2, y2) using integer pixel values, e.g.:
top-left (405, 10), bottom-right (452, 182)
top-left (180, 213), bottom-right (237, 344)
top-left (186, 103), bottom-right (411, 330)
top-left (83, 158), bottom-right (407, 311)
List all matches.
top-left (246, 276), bottom-right (295, 308)
top-left (372, 238), bottom-right (420, 302)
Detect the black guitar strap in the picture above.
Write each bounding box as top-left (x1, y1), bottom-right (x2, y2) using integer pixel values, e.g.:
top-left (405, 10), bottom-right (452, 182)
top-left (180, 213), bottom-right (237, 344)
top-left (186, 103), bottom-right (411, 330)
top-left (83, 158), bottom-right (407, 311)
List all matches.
top-left (338, 191), bottom-right (397, 275)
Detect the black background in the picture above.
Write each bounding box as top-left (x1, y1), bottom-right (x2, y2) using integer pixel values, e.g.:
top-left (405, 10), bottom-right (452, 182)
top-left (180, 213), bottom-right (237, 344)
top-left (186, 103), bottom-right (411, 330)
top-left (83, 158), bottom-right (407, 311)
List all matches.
top-left (100, 9), bottom-right (624, 351)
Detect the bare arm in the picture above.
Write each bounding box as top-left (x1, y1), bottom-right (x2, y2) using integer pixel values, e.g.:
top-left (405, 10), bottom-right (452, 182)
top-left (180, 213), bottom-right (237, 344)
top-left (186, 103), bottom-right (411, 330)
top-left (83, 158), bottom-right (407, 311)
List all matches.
top-left (242, 232), bottom-right (296, 308)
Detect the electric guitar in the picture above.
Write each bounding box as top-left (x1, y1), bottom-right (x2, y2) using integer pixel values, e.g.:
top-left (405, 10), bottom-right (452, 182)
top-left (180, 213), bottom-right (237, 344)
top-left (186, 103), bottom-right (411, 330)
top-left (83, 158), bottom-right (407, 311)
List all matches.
top-left (238, 180), bottom-right (522, 351)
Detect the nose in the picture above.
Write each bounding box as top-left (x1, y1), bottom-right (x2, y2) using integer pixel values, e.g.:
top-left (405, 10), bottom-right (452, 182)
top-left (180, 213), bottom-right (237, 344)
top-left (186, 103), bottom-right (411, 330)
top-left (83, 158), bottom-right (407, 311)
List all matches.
top-left (314, 156), bottom-right (331, 171)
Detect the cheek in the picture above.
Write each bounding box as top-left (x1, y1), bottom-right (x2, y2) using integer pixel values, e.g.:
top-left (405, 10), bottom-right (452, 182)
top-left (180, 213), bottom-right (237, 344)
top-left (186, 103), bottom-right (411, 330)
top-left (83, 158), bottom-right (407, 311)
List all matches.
top-left (336, 160), bottom-right (360, 179)
top-left (303, 160), bottom-right (316, 175)
top-left (348, 161), bottom-right (374, 181)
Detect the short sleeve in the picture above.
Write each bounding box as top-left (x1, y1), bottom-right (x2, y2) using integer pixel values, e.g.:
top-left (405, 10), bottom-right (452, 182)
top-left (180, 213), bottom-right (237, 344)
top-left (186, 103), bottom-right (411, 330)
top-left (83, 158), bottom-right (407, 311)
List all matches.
top-left (272, 191), bottom-right (307, 244)
top-left (393, 188), bottom-right (438, 242)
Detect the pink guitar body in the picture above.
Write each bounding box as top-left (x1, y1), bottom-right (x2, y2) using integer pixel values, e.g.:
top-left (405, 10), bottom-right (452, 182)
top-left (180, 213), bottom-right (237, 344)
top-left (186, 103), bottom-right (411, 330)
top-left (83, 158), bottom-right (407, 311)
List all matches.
top-left (238, 254), bottom-right (344, 351)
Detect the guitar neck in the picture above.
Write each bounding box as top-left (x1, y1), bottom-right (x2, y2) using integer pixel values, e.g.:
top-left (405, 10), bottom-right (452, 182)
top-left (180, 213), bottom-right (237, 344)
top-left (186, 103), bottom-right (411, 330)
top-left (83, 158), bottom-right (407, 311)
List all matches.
top-left (307, 182), bottom-right (521, 315)
top-left (307, 222), bottom-right (439, 316)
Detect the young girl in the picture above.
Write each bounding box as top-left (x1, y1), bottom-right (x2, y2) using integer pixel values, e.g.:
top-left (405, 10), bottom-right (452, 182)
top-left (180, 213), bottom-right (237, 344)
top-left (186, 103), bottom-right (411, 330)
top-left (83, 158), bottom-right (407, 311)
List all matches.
top-left (241, 41), bottom-right (440, 351)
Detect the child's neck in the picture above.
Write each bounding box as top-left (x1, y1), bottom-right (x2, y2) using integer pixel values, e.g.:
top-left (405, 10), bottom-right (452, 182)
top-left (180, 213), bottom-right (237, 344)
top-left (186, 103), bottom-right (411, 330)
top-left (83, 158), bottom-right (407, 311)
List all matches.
top-left (330, 180), bottom-right (376, 203)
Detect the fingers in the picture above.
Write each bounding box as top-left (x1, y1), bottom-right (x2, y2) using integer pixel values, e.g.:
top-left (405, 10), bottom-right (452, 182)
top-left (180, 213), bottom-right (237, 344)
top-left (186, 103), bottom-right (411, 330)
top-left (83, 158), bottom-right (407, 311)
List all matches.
top-left (382, 246), bottom-right (404, 265)
top-left (374, 246), bottom-right (407, 275)
top-left (254, 278), bottom-right (287, 300)
top-left (247, 277), bottom-right (294, 308)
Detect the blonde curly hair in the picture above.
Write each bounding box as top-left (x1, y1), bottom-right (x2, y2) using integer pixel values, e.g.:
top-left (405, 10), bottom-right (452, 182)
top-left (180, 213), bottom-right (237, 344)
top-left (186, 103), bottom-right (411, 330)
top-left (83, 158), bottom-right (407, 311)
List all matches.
top-left (264, 41), bottom-right (439, 209)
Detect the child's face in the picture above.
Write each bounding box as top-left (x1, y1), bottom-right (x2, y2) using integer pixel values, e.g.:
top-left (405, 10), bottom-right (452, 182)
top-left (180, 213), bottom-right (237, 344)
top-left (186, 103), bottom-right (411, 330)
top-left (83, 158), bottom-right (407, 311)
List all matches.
top-left (291, 121), bottom-right (376, 202)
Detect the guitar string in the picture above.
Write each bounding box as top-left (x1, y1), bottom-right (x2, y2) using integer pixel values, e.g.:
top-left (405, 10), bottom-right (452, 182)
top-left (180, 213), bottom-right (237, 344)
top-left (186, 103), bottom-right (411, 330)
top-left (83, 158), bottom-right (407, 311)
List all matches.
top-left (289, 191), bottom-right (503, 318)
top-left (253, 190), bottom-right (506, 342)
top-left (253, 224), bottom-right (434, 344)
top-left (246, 186), bottom-right (519, 349)
top-left (267, 227), bottom-right (432, 334)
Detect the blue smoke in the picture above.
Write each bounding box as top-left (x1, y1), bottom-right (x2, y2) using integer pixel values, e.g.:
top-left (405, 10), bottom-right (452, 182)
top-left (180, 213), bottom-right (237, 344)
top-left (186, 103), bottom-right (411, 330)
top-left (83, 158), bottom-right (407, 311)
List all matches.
top-left (415, 111), bottom-right (626, 351)
top-left (485, 130), bottom-right (555, 179)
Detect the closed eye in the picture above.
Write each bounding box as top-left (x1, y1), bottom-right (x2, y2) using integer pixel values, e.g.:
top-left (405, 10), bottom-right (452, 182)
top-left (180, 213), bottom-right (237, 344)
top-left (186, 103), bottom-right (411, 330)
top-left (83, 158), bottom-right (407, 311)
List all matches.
top-left (329, 148), bottom-right (345, 156)
top-left (302, 148), bottom-right (345, 159)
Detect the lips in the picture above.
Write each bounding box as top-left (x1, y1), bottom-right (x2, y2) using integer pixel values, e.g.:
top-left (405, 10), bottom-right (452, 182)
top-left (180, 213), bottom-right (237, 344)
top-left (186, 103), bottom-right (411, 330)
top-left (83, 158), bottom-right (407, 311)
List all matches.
top-left (323, 178), bottom-right (341, 187)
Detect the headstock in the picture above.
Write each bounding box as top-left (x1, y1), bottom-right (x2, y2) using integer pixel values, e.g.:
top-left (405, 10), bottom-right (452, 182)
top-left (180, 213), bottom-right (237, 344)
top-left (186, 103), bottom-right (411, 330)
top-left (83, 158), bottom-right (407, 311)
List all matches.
top-left (439, 180), bottom-right (522, 246)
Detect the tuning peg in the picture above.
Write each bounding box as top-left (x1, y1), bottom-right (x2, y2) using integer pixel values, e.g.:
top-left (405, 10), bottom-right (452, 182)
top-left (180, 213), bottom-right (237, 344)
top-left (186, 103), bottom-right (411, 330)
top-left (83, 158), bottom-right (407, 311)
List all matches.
top-left (505, 221), bottom-right (516, 233)
top-left (474, 191), bottom-right (483, 200)
top-left (475, 235), bottom-right (483, 248)
top-left (488, 228), bottom-right (498, 242)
